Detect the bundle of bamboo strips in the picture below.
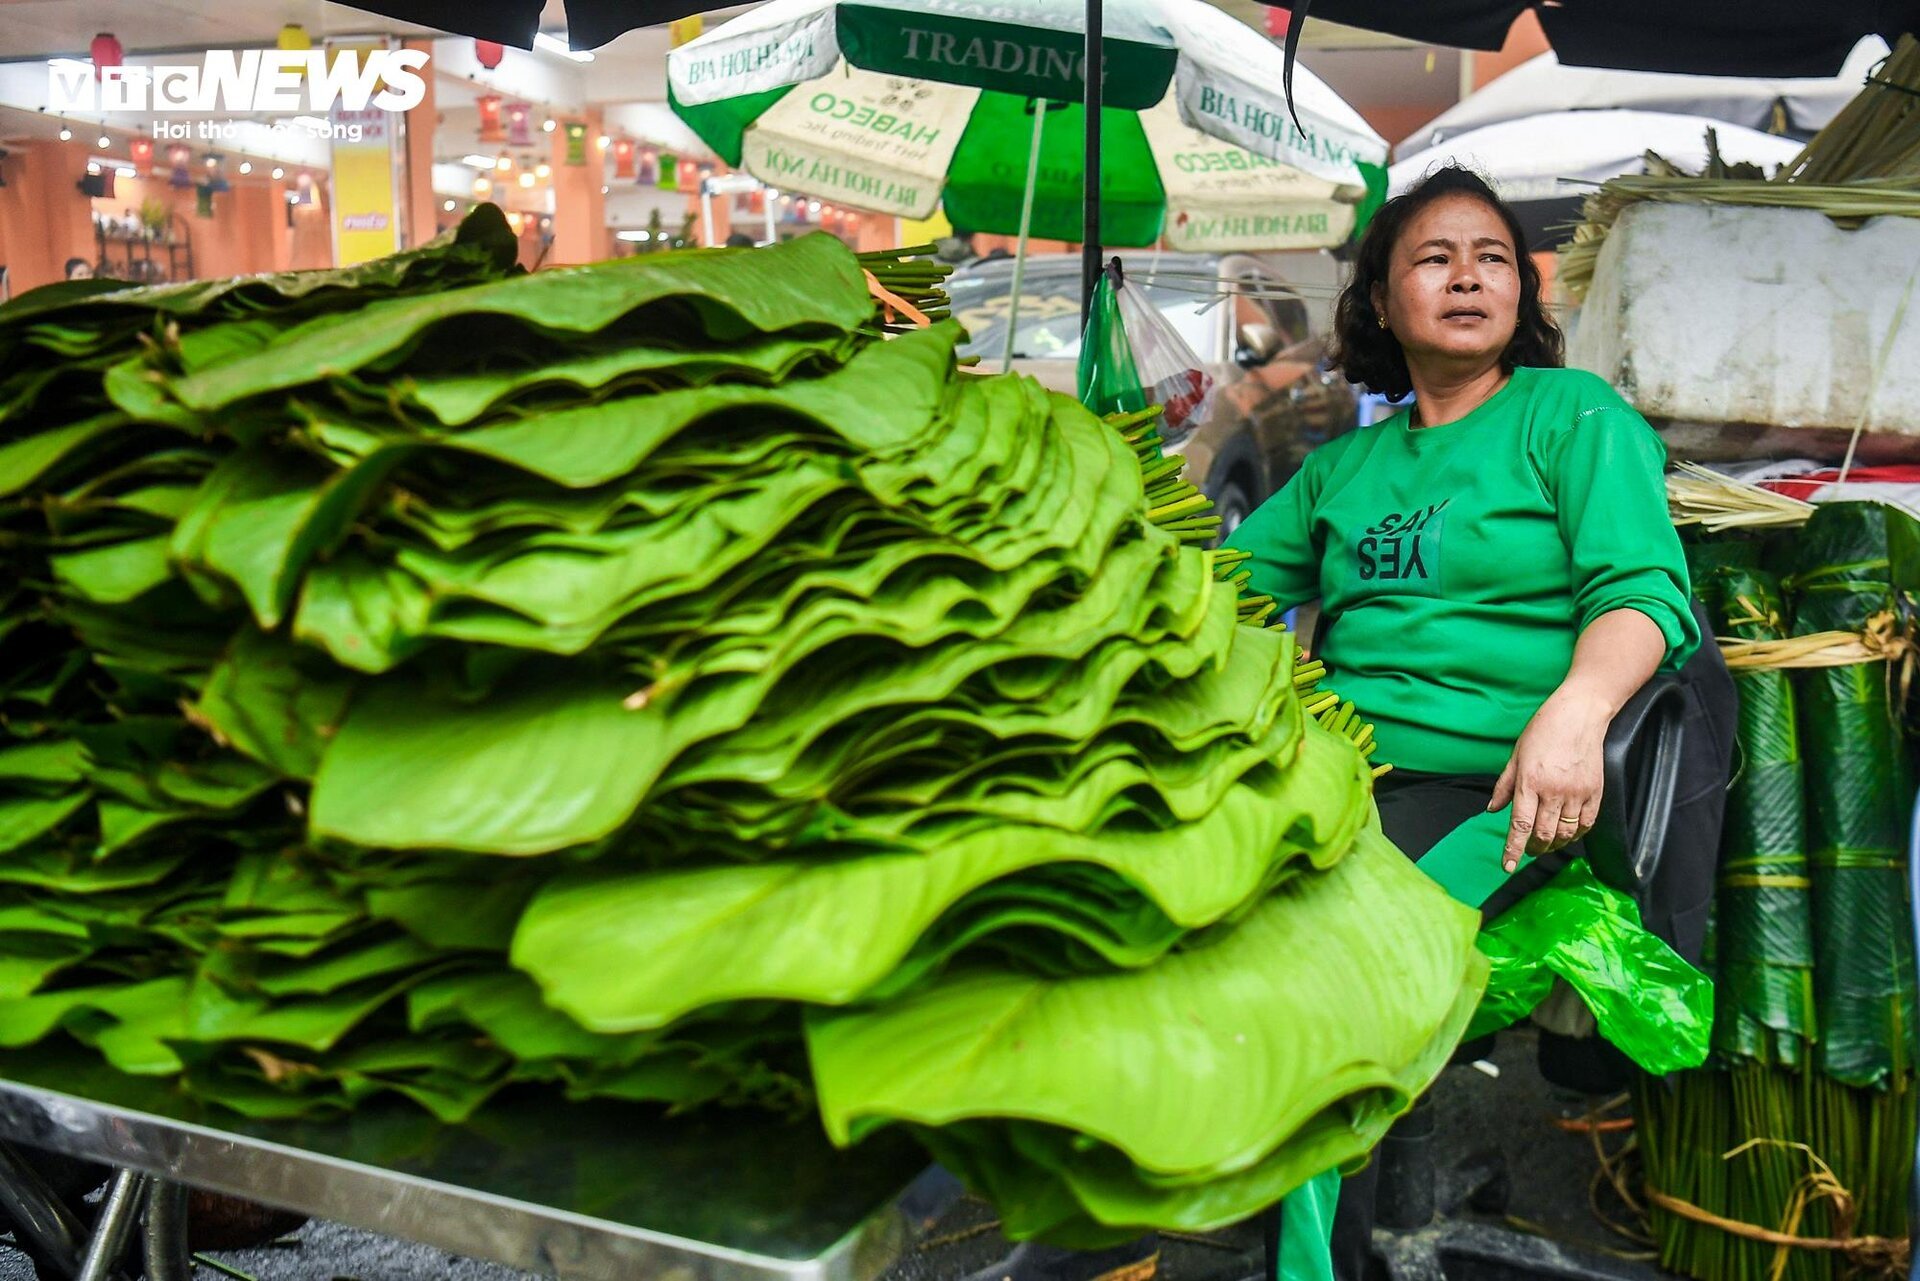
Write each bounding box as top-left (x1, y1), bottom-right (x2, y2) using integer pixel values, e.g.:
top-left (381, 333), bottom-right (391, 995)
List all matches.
top-left (1636, 1068), bottom-right (1915, 1281)
top-left (1669, 463), bottom-right (1817, 532)
top-left (1561, 36), bottom-right (1920, 297)
top-left (1780, 37), bottom-right (1920, 185)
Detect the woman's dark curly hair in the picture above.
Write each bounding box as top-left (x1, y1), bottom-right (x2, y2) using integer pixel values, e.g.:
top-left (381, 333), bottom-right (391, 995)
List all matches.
top-left (1329, 165), bottom-right (1563, 400)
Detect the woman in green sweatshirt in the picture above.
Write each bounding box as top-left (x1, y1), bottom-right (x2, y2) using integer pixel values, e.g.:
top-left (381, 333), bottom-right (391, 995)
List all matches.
top-left (1224, 166), bottom-right (1698, 1280)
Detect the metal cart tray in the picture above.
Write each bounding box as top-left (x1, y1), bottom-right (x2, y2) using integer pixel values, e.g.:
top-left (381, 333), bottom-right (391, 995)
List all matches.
top-left (0, 1047), bottom-right (941, 1281)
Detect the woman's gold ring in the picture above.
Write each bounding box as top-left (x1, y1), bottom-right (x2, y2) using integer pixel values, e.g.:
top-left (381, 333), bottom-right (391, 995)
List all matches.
top-left (1558, 817), bottom-right (1580, 828)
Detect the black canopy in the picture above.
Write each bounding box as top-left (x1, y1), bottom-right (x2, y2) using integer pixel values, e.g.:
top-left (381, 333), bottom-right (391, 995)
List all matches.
top-left (1260, 0), bottom-right (1917, 77)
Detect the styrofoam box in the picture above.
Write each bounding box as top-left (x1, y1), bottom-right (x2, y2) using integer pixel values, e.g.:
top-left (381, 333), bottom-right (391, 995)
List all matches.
top-left (1568, 202), bottom-right (1920, 461)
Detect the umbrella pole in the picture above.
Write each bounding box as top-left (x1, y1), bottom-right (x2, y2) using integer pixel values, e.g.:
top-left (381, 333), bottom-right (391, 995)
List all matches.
top-left (1002, 101), bottom-right (1049, 372)
top-left (1081, 0), bottom-right (1103, 324)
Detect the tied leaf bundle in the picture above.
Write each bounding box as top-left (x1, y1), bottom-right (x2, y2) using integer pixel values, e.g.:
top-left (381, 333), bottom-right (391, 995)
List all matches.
top-left (1784, 503), bottom-right (1920, 1089)
top-left (0, 216), bottom-right (1489, 1245)
top-left (1701, 567), bottom-right (1818, 1068)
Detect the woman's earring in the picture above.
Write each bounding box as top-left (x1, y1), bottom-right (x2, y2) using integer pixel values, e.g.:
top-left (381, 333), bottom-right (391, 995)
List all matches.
top-left (1376, 314), bottom-right (1389, 330)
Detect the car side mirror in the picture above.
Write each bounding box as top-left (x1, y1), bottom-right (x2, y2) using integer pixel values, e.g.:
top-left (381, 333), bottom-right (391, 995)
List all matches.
top-left (1235, 323), bottom-right (1281, 369)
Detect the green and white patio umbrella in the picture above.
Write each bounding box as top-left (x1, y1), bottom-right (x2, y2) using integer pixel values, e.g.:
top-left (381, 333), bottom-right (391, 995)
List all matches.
top-left (666, 0), bottom-right (1389, 251)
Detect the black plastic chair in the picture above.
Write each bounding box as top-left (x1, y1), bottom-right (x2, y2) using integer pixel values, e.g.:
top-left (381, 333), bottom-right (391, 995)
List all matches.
top-left (1585, 674), bottom-right (1688, 912)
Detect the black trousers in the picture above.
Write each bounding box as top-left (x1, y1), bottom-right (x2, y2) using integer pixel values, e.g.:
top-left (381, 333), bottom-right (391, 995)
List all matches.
top-left (1321, 769), bottom-right (1578, 1281)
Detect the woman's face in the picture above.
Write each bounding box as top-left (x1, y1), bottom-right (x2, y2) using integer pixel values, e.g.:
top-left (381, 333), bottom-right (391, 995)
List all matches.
top-left (1371, 193), bottom-right (1521, 370)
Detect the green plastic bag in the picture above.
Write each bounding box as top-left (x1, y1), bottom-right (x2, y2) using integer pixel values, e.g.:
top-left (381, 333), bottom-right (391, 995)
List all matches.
top-left (1464, 860), bottom-right (1715, 1074)
top-left (1077, 272), bottom-right (1148, 421)
top-left (1390, 806), bottom-right (1712, 1073)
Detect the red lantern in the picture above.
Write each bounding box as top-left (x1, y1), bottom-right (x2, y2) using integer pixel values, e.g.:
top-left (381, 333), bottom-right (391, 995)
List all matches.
top-left (474, 39), bottom-right (505, 70)
top-left (90, 32), bottom-right (123, 81)
top-left (167, 142), bottom-right (192, 189)
top-left (506, 101), bottom-right (532, 146)
top-left (130, 137), bottom-right (154, 168)
top-left (612, 137), bottom-right (635, 180)
top-left (477, 94), bottom-right (504, 143)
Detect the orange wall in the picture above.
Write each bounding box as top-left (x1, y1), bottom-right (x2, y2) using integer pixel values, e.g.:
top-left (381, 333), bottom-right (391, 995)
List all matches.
top-left (1, 153), bottom-right (299, 296)
top-left (1533, 250), bottom-right (1559, 295)
top-left (1473, 11), bottom-right (1550, 89)
top-left (403, 37), bottom-right (439, 251)
top-left (1363, 104), bottom-right (1452, 151)
top-left (99, 173), bottom-right (291, 281)
top-left (549, 108), bottom-right (612, 265)
top-left (0, 142), bottom-right (96, 296)
top-left (287, 194), bottom-right (332, 271)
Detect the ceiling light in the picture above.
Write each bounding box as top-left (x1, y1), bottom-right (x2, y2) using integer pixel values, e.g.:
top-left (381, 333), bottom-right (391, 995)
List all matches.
top-left (599, 184), bottom-right (608, 194)
top-left (518, 170), bottom-right (534, 188)
top-left (534, 162), bottom-right (551, 179)
top-left (443, 198), bottom-right (456, 211)
top-left (97, 135), bottom-right (110, 148)
top-left (474, 176), bottom-right (492, 194)
top-left (271, 166), bottom-right (284, 179)
top-left (461, 154), bottom-right (494, 169)
top-left (238, 161), bottom-right (252, 174)
top-left (596, 134), bottom-right (610, 150)
top-left (533, 32), bottom-right (594, 62)
top-left (542, 117), bottom-right (556, 133)
top-left (616, 229), bottom-right (652, 242)
top-left (58, 126), bottom-right (72, 141)
top-left (495, 153), bottom-right (512, 171)
top-left (115, 164), bottom-right (135, 178)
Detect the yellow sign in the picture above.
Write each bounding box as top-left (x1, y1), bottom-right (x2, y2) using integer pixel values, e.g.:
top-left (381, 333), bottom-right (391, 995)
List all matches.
top-left (900, 209), bottom-right (953, 245)
top-left (328, 40), bottom-right (402, 266)
top-left (670, 16), bottom-right (704, 47)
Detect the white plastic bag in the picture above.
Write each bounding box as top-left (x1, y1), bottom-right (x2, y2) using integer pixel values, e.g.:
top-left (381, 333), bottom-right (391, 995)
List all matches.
top-left (1110, 268), bottom-right (1217, 436)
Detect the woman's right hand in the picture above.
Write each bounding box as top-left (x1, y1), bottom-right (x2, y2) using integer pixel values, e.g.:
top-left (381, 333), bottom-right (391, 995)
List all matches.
top-left (1487, 688), bottom-right (1610, 872)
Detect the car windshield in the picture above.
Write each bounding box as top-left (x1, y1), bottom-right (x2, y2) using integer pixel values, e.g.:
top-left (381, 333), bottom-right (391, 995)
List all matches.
top-left (950, 265), bottom-right (1218, 363)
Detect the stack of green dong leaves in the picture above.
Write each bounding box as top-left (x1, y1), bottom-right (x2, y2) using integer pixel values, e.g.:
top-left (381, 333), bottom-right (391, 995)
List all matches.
top-left (0, 208), bottom-right (1491, 1243)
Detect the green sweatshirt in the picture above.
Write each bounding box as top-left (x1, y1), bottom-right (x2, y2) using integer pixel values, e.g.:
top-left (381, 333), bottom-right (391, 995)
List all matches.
top-left (1224, 365), bottom-right (1699, 777)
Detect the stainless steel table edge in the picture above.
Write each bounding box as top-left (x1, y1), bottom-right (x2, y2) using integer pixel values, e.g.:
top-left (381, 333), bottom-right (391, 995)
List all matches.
top-left (0, 1075), bottom-right (940, 1281)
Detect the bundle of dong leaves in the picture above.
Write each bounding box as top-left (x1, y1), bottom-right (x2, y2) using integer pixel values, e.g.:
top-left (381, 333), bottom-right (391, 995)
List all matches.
top-left (1638, 513), bottom-right (1920, 1281)
top-left (1688, 505), bottom-right (1920, 1087)
top-left (0, 207), bottom-right (1489, 1243)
